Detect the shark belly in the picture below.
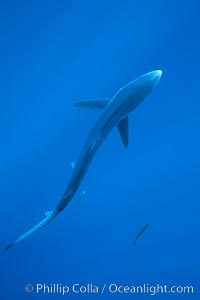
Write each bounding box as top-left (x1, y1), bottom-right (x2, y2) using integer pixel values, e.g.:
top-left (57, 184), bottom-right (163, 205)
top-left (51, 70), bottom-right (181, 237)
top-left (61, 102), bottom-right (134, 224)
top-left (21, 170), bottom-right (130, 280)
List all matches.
top-left (57, 101), bottom-right (125, 210)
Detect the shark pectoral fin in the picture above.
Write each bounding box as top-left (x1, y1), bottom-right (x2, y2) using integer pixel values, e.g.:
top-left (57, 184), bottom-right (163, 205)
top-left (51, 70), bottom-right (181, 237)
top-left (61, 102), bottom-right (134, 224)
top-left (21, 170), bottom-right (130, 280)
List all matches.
top-left (74, 98), bottom-right (110, 110)
top-left (117, 116), bottom-right (129, 148)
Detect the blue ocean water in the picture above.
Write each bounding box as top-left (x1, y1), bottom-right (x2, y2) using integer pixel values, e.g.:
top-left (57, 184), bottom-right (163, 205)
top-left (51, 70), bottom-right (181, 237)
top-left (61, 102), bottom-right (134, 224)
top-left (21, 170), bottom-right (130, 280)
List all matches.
top-left (0, 0), bottom-right (200, 299)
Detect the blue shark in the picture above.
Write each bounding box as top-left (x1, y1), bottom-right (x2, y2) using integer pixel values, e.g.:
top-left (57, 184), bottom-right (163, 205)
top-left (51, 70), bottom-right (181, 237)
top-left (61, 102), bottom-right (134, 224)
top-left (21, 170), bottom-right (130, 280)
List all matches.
top-left (5, 70), bottom-right (162, 250)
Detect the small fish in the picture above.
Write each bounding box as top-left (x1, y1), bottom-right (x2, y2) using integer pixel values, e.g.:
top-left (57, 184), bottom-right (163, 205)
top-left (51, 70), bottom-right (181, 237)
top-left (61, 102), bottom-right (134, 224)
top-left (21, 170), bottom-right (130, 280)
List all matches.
top-left (133, 223), bottom-right (149, 246)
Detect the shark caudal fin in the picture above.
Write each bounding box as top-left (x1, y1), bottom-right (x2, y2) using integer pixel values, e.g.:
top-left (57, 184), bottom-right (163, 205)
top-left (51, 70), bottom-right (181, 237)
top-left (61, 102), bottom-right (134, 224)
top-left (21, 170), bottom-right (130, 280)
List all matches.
top-left (5, 209), bottom-right (60, 251)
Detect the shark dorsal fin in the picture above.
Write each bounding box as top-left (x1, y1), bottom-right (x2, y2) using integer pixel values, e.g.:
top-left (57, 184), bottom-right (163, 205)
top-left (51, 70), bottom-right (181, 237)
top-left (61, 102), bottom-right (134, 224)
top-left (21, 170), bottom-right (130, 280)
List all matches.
top-left (117, 116), bottom-right (129, 148)
top-left (74, 98), bottom-right (110, 110)
top-left (71, 161), bottom-right (76, 169)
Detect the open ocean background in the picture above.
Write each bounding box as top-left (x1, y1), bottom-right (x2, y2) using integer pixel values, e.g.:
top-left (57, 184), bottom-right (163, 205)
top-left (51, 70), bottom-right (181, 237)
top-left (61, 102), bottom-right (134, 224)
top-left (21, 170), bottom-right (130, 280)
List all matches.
top-left (0, 0), bottom-right (200, 299)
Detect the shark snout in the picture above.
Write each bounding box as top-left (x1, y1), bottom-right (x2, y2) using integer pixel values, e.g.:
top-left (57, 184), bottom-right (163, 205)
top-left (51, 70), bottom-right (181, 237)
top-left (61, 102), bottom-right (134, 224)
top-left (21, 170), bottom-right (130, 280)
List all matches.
top-left (155, 69), bottom-right (162, 80)
top-left (150, 70), bottom-right (162, 86)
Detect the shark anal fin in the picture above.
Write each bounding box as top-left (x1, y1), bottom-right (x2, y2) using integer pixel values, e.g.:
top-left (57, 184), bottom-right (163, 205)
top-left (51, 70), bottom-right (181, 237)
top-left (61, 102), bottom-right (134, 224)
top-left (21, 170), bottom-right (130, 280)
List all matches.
top-left (117, 116), bottom-right (129, 148)
top-left (74, 98), bottom-right (110, 110)
top-left (44, 210), bottom-right (53, 217)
